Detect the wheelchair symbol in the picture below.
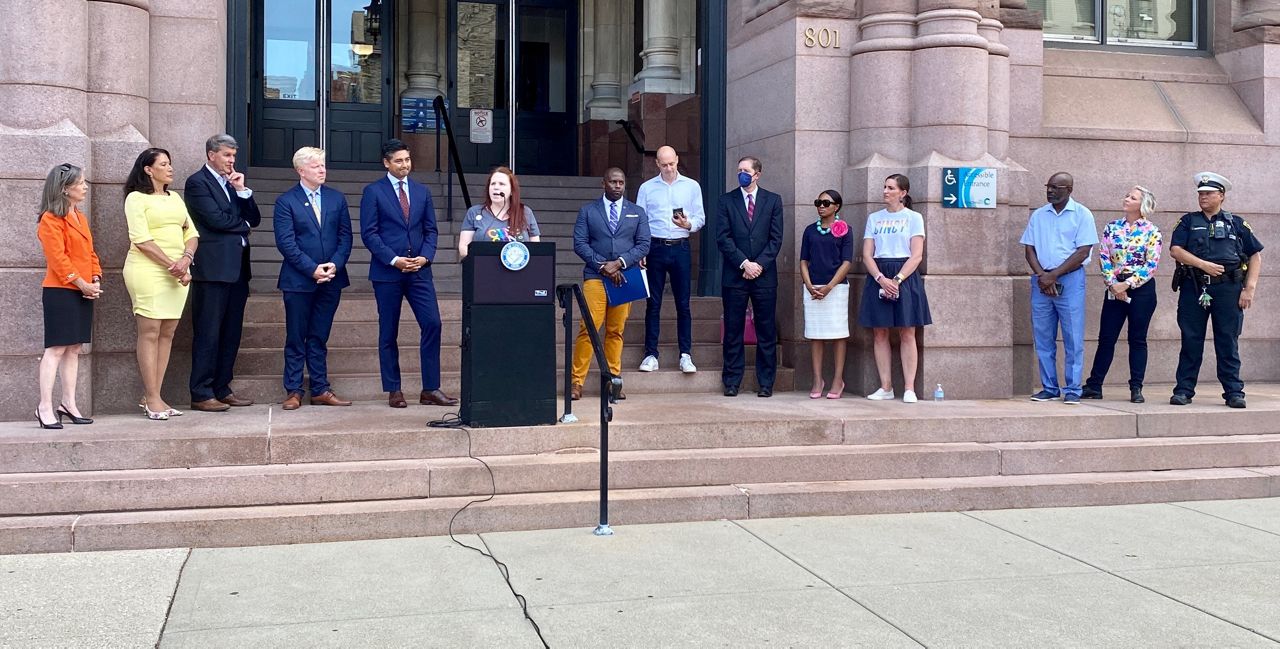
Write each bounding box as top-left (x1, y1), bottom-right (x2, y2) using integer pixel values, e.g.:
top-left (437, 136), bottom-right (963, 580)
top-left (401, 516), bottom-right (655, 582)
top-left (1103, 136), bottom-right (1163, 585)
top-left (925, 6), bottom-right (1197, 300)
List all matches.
top-left (944, 170), bottom-right (957, 185)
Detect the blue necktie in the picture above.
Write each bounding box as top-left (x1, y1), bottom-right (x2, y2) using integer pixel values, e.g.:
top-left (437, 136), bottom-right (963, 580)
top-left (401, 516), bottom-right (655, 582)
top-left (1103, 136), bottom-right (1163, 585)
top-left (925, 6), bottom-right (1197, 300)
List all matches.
top-left (608, 201), bottom-right (619, 233)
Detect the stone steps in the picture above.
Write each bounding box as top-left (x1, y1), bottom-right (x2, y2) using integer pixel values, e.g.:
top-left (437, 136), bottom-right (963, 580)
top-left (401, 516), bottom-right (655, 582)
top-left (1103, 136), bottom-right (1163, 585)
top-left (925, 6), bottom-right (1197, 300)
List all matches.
top-left (8, 435), bottom-right (1280, 517)
top-left (6, 467), bottom-right (1277, 553)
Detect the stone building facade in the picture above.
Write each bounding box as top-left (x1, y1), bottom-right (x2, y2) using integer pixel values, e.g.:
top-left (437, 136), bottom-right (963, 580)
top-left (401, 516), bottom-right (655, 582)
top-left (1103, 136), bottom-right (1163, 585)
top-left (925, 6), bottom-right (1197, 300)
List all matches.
top-left (1, 0), bottom-right (1277, 419)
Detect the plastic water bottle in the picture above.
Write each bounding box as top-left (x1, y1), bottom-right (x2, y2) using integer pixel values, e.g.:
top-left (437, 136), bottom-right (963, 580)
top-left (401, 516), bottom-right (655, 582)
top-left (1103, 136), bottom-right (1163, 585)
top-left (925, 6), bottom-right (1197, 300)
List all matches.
top-left (933, 384), bottom-right (944, 402)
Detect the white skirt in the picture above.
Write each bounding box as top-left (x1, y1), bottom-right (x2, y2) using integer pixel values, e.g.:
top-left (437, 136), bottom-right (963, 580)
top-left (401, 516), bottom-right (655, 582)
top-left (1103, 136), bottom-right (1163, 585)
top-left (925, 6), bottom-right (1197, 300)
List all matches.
top-left (803, 282), bottom-right (850, 340)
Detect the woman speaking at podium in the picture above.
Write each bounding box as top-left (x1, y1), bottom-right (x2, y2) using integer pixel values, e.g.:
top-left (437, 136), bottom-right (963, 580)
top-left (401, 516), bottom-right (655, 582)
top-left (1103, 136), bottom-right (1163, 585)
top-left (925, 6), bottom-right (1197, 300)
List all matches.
top-left (458, 167), bottom-right (541, 259)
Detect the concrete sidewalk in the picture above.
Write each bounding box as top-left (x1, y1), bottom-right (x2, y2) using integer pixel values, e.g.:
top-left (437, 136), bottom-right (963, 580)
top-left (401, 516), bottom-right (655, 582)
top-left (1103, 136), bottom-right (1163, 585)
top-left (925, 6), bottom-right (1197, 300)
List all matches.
top-left (4, 498), bottom-right (1280, 648)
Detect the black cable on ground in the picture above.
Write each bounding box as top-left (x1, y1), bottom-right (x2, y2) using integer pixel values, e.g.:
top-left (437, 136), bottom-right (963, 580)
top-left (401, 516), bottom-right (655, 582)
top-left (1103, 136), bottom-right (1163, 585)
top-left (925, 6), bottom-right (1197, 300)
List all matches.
top-left (427, 413), bottom-right (550, 648)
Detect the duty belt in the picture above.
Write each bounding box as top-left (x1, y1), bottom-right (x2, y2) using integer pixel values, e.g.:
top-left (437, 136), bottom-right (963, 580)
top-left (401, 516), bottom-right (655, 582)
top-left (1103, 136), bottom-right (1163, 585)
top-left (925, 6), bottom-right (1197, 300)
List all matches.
top-left (1192, 268), bottom-right (1243, 284)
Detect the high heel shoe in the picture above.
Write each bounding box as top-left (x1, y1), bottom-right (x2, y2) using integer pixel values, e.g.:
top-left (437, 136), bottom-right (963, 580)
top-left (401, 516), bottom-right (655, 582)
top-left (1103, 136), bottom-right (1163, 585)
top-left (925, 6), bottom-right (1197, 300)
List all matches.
top-left (56, 406), bottom-right (93, 425)
top-left (36, 410), bottom-right (63, 429)
top-left (826, 382), bottom-right (846, 399)
top-left (144, 406), bottom-right (170, 421)
top-left (809, 381), bottom-right (825, 399)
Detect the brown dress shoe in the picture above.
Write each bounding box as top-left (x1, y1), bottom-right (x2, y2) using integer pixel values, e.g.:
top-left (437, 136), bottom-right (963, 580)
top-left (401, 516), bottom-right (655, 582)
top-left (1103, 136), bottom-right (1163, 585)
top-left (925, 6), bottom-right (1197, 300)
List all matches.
top-left (218, 393), bottom-right (254, 407)
top-left (420, 389), bottom-right (459, 406)
top-left (388, 391), bottom-right (407, 408)
top-left (281, 393), bottom-right (303, 411)
top-left (191, 398), bottom-right (231, 412)
top-left (570, 384), bottom-right (582, 401)
top-left (311, 391), bottom-right (352, 406)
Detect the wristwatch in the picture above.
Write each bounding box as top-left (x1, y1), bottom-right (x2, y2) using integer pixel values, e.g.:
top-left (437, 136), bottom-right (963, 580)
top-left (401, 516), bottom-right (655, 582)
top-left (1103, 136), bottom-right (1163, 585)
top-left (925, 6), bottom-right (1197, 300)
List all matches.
top-left (893, 273), bottom-right (904, 283)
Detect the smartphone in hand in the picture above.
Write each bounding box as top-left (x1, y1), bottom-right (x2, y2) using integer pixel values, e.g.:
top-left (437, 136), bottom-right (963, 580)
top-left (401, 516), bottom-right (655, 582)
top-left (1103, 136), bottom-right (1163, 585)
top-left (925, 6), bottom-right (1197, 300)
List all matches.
top-left (672, 207), bottom-right (684, 223)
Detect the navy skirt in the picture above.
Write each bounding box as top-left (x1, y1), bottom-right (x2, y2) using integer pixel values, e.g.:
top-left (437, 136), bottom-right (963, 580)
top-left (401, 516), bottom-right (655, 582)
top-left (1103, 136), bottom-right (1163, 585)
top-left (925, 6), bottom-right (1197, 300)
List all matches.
top-left (858, 258), bottom-right (932, 328)
top-left (43, 287), bottom-right (93, 348)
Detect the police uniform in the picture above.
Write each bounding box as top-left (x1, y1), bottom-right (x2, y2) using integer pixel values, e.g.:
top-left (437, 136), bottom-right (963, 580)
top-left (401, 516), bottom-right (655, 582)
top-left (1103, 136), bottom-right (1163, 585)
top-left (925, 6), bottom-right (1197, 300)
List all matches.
top-left (1170, 173), bottom-right (1264, 406)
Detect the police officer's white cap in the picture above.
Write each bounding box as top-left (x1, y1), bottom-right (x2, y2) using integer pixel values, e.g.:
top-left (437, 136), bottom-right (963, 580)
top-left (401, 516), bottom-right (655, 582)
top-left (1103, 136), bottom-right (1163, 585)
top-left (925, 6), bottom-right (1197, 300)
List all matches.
top-left (1195, 172), bottom-right (1231, 192)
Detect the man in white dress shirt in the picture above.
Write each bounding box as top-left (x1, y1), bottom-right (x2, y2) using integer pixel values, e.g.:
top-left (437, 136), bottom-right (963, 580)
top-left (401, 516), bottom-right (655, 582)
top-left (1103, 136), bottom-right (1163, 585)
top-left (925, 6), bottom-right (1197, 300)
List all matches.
top-left (635, 146), bottom-right (705, 374)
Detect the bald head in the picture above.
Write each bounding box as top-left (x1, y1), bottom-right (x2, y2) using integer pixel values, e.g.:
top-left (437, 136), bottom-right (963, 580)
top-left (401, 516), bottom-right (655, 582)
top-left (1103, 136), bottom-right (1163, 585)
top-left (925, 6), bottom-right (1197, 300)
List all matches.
top-left (656, 146), bottom-right (679, 182)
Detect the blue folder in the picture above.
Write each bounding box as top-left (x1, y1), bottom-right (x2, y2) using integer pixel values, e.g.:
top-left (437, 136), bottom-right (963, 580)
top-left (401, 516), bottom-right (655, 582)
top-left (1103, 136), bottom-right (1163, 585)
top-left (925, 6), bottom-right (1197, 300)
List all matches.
top-left (603, 265), bottom-right (651, 306)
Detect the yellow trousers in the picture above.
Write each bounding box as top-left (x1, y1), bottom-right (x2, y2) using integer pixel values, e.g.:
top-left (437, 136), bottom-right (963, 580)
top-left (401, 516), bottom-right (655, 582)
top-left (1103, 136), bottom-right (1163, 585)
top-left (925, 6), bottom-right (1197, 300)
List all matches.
top-left (571, 279), bottom-right (631, 386)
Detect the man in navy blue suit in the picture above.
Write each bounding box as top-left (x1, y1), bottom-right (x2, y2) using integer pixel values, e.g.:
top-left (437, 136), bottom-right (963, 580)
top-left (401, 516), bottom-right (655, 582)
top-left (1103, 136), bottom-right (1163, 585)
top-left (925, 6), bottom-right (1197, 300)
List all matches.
top-left (185, 134), bottom-right (261, 412)
top-left (360, 139), bottom-right (457, 409)
top-left (274, 147), bottom-right (353, 410)
top-left (717, 155), bottom-right (785, 398)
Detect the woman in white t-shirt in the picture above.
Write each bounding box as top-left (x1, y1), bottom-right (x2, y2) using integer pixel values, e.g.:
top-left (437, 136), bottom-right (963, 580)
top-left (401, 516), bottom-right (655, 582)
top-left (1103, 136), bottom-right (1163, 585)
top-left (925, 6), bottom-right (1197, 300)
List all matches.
top-left (858, 174), bottom-right (932, 403)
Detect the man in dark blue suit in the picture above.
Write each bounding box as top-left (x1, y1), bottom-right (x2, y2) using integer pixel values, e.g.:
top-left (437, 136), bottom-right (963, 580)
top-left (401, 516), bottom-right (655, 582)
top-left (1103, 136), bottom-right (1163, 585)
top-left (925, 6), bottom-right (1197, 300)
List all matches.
top-left (360, 139), bottom-right (457, 409)
top-left (717, 155), bottom-right (785, 397)
top-left (274, 147), bottom-right (353, 410)
top-left (185, 134), bottom-right (261, 412)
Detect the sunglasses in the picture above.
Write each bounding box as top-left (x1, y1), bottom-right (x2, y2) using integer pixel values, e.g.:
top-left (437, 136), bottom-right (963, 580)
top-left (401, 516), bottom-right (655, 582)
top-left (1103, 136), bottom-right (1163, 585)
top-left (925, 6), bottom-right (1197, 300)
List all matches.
top-left (813, 199), bottom-right (838, 208)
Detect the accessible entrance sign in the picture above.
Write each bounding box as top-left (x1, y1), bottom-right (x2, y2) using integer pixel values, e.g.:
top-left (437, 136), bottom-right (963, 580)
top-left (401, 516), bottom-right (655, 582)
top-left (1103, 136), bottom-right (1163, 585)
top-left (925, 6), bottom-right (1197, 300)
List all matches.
top-left (941, 167), bottom-right (996, 209)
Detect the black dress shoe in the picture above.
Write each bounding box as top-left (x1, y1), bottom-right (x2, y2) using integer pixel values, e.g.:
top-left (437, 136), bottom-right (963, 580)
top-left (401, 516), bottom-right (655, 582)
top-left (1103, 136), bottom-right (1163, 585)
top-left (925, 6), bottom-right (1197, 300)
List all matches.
top-left (1227, 396), bottom-right (1247, 409)
top-left (1169, 393), bottom-right (1192, 406)
top-left (56, 406), bottom-right (92, 424)
top-left (1129, 388), bottom-right (1145, 404)
top-left (723, 385), bottom-right (739, 397)
top-left (1081, 387), bottom-right (1103, 399)
top-left (757, 387), bottom-right (773, 398)
top-left (36, 410), bottom-right (63, 430)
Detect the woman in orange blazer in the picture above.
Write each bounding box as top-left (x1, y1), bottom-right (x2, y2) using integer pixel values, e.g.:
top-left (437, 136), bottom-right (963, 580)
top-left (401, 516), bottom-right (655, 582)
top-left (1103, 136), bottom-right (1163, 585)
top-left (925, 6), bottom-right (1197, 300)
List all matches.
top-left (35, 163), bottom-right (103, 429)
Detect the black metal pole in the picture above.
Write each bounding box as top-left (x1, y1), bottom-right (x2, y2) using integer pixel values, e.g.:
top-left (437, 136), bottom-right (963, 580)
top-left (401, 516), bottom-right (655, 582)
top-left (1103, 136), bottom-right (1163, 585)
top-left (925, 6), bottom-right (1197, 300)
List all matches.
top-left (562, 284), bottom-right (617, 536)
top-left (557, 285), bottom-right (576, 423)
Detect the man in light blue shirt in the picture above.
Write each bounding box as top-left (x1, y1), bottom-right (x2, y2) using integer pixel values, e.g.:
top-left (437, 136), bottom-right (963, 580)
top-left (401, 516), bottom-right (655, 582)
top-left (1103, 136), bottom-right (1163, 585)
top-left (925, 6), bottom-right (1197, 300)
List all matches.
top-left (635, 145), bottom-right (705, 374)
top-left (1020, 172), bottom-right (1098, 404)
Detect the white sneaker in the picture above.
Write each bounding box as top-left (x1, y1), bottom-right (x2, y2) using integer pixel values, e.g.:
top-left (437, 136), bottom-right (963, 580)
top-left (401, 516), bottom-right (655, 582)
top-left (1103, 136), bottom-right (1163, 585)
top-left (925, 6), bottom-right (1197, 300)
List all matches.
top-left (867, 388), bottom-right (895, 400)
top-left (903, 390), bottom-right (918, 403)
top-left (639, 355), bottom-right (659, 372)
top-left (679, 354), bottom-right (697, 373)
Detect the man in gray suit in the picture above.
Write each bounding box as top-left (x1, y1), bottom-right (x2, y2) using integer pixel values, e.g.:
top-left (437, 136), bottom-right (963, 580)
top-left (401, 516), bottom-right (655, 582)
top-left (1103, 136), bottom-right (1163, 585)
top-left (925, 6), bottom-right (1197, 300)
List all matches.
top-left (569, 168), bottom-right (651, 400)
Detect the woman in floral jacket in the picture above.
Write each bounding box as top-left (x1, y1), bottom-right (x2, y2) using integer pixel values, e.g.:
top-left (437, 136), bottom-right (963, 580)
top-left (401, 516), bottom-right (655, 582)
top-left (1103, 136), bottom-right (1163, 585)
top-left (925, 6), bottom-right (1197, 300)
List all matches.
top-left (1082, 185), bottom-right (1162, 403)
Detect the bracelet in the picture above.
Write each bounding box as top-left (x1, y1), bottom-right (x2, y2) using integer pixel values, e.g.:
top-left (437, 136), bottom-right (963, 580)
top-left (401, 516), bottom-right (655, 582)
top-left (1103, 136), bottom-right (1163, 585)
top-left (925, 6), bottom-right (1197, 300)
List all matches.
top-left (894, 274), bottom-right (905, 283)
top-left (182, 251), bottom-right (195, 260)
top-left (874, 273), bottom-right (884, 282)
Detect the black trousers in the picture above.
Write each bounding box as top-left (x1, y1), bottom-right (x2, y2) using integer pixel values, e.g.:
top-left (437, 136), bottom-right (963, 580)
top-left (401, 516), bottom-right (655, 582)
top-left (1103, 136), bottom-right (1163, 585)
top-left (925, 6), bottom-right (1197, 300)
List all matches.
top-left (1086, 281), bottom-right (1157, 391)
top-left (721, 282), bottom-right (777, 390)
top-left (1174, 278), bottom-right (1244, 400)
top-left (189, 278), bottom-right (250, 401)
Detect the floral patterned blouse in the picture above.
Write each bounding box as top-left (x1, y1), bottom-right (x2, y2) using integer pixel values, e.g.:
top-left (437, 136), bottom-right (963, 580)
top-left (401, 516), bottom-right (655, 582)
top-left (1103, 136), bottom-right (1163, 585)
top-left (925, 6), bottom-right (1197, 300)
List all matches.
top-left (1098, 217), bottom-right (1162, 288)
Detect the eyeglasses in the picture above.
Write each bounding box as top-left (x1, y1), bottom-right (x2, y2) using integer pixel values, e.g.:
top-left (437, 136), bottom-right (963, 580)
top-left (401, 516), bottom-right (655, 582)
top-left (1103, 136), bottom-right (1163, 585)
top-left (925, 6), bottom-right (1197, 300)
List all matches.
top-left (813, 199), bottom-right (837, 208)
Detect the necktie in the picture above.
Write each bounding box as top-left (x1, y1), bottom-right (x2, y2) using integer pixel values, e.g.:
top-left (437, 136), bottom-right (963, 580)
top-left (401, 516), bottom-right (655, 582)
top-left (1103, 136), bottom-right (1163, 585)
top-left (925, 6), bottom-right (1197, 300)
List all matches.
top-left (310, 191), bottom-right (322, 226)
top-left (608, 201), bottom-right (620, 233)
top-left (747, 194), bottom-right (755, 222)
top-left (398, 181), bottom-right (410, 223)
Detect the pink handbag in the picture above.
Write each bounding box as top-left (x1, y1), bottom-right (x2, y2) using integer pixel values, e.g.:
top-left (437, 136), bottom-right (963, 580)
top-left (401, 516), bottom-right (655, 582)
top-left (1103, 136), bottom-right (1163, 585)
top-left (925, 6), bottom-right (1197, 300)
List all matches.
top-left (720, 307), bottom-right (758, 345)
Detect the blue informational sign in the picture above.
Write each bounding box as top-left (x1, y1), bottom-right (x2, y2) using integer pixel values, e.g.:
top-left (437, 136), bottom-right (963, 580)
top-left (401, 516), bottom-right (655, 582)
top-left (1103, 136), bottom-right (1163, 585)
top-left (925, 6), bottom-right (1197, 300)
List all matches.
top-left (941, 167), bottom-right (997, 209)
top-left (400, 97), bottom-right (442, 133)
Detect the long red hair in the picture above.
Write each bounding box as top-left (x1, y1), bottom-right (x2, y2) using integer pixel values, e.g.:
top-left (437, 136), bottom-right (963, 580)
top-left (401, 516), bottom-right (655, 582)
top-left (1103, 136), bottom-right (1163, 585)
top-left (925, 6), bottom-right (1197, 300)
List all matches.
top-left (485, 167), bottom-right (528, 238)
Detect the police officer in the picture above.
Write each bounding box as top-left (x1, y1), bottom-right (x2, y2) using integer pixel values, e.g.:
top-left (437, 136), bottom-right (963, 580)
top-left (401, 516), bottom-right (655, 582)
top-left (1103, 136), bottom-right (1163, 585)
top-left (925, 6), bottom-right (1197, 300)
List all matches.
top-left (1169, 172), bottom-right (1263, 408)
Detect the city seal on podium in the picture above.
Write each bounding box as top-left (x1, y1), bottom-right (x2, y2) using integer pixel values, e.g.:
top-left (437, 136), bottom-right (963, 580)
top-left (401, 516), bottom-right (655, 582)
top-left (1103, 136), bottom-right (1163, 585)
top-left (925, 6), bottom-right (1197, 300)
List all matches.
top-left (500, 240), bottom-right (530, 271)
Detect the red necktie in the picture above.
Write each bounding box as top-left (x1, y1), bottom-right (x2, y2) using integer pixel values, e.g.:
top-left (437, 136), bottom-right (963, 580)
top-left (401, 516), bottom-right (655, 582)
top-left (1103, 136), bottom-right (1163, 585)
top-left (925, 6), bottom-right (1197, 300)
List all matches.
top-left (747, 194), bottom-right (755, 222)
top-left (398, 181), bottom-right (410, 223)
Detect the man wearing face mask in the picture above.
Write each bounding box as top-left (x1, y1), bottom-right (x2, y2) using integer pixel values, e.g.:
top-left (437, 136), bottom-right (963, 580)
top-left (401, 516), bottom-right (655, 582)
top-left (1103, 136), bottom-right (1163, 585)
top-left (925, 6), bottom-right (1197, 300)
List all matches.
top-left (1169, 172), bottom-right (1264, 408)
top-left (1021, 171), bottom-right (1098, 405)
top-left (717, 156), bottom-right (785, 397)
top-left (569, 168), bottom-right (651, 401)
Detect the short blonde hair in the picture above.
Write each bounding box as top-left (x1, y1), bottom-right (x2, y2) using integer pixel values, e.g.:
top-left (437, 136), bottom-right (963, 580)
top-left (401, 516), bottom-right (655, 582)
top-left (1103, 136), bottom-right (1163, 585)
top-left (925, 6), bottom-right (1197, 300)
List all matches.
top-left (1131, 185), bottom-right (1157, 218)
top-left (292, 147), bottom-right (325, 169)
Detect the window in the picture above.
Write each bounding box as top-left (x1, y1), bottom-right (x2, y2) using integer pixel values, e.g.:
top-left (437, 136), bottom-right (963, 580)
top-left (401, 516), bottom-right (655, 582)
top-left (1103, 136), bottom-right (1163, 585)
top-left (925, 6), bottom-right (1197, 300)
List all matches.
top-left (1029, 0), bottom-right (1197, 48)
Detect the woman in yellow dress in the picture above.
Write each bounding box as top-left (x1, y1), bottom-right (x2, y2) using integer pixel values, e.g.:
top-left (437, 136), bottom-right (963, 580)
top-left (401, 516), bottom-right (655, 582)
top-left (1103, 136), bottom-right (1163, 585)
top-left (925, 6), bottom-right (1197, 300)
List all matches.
top-left (123, 148), bottom-right (199, 420)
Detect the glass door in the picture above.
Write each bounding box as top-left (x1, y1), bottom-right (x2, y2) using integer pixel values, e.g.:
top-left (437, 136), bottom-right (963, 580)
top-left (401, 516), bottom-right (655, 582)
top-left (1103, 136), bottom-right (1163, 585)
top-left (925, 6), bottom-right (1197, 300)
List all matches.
top-left (450, 0), bottom-right (577, 175)
top-left (251, 0), bottom-right (392, 168)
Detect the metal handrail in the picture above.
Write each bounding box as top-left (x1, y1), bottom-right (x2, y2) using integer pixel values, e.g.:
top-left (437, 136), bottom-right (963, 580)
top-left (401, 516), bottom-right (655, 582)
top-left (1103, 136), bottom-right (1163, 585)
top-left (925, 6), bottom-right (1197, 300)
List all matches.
top-left (615, 119), bottom-right (654, 156)
top-left (433, 95), bottom-right (473, 221)
top-left (557, 283), bottom-right (621, 537)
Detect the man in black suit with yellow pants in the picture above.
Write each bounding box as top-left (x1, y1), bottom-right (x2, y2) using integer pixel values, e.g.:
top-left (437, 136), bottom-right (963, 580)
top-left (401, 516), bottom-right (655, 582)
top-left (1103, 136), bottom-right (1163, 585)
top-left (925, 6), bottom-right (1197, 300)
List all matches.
top-left (717, 155), bottom-right (785, 397)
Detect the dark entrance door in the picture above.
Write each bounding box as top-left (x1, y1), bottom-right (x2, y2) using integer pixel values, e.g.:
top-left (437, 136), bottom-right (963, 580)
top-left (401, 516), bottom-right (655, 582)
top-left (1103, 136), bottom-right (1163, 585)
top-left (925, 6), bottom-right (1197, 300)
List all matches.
top-left (251, 0), bottom-right (393, 168)
top-left (449, 0), bottom-right (577, 175)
